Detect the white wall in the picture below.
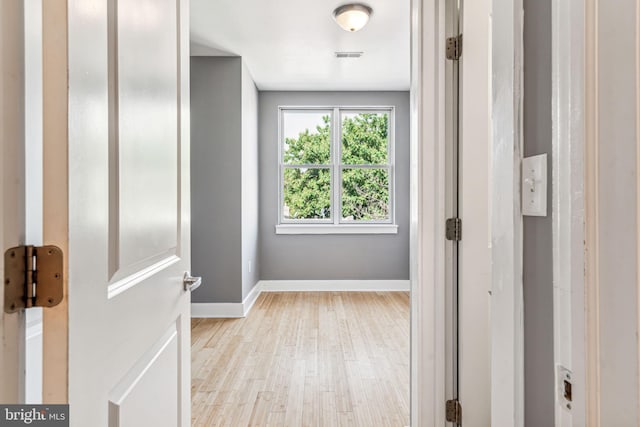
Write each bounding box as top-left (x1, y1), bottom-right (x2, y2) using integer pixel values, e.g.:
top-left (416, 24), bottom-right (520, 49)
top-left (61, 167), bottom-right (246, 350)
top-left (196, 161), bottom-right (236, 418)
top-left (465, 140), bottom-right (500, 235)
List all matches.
top-left (241, 61), bottom-right (259, 300)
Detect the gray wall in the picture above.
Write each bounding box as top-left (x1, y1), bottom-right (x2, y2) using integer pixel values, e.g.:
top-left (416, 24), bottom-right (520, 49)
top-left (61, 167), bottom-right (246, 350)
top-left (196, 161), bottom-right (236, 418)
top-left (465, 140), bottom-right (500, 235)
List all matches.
top-left (258, 91), bottom-right (410, 280)
top-left (523, 0), bottom-right (555, 425)
top-left (191, 56), bottom-right (260, 303)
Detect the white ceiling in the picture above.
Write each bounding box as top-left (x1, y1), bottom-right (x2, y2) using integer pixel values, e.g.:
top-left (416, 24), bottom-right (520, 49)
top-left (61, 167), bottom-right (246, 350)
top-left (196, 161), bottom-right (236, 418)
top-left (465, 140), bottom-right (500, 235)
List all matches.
top-left (190, 0), bottom-right (410, 91)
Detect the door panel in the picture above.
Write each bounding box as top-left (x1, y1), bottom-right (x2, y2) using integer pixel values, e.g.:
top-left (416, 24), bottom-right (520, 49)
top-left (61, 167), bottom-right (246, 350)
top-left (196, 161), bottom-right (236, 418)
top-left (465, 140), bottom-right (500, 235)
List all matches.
top-left (1, 0), bottom-right (26, 404)
top-left (113, 0), bottom-right (179, 277)
top-left (44, 0), bottom-right (191, 424)
top-left (108, 324), bottom-right (180, 427)
top-left (107, 0), bottom-right (182, 296)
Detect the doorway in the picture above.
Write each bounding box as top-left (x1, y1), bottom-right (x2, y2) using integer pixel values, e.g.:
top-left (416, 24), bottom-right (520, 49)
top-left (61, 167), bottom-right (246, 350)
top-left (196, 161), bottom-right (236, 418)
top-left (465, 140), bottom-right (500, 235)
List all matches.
top-left (189, 1), bottom-right (413, 424)
top-left (1, 0), bottom-right (501, 425)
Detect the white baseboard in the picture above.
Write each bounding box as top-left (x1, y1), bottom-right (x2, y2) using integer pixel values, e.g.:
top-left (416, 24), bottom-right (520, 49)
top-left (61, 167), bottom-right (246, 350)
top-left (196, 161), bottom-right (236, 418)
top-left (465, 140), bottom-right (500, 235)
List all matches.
top-left (191, 282), bottom-right (262, 318)
top-left (242, 282), bottom-right (262, 315)
top-left (191, 280), bottom-right (410, 318)
top-left (190, 302), bottom-right (244, 318)
top-left (259, 279), bottom-right (410, 292)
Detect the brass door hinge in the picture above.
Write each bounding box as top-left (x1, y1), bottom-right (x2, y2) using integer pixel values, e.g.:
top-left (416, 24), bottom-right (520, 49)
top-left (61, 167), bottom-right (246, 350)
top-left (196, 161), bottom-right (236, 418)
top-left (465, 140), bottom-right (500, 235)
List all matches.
top-left (446, 218), bottom-right (462, 241)
top-left (446, 399), bottom-right (462, 423)
top-left (4, 245), bottom-right (64, 313)
top-left (446, 34), bottom-right (462, 60)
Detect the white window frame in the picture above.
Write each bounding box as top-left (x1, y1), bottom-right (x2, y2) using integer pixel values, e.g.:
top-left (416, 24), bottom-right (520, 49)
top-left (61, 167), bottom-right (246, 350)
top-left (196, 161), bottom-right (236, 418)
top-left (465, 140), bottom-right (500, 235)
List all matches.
top-left (276, 105), bottom-right (398, 235)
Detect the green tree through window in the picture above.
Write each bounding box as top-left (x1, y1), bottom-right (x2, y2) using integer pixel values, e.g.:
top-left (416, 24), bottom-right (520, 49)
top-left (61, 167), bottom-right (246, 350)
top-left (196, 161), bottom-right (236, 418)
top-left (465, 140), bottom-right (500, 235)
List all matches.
top-left (282, 111), bottom-right (391, 222)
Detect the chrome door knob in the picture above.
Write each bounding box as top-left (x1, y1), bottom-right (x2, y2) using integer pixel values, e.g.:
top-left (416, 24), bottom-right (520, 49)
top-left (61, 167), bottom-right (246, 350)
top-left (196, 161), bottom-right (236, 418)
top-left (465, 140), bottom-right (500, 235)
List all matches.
top-left (183, 272), bottom-right (202, 292)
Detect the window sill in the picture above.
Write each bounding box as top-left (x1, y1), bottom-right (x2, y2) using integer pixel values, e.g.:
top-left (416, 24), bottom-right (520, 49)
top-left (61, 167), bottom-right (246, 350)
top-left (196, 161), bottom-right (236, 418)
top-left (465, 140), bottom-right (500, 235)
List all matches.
top-left (275, 224), bottom-right (398, 235)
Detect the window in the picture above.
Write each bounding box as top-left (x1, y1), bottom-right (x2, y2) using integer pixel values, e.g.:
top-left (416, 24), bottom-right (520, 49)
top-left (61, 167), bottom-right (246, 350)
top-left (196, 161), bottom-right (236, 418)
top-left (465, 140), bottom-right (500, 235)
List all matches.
top-left (277, 107), bottom-right (397, 234)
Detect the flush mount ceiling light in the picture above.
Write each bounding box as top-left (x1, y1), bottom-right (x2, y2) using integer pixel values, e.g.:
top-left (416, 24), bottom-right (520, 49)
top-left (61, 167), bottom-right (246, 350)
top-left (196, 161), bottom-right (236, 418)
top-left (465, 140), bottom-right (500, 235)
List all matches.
top-left (332, 4), bottom-right (373, 32)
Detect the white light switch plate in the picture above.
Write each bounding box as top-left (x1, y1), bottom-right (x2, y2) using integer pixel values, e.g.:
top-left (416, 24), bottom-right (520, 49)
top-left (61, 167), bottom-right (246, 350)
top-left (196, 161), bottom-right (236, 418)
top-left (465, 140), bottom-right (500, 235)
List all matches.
top-left (522, 154), bottom-right (547, 216)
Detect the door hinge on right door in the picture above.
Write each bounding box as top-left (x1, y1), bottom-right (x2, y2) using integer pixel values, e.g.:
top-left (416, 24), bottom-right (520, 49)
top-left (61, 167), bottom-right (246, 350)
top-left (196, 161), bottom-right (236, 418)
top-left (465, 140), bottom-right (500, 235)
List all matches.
top-left (4, 245), bottom-right (64, 313)
top-left (446, 34), bottom-right (462, 60)
top-left (446, 218), bottom-right (462, 241)
top-left (446, 399), bottom-right (462, 424)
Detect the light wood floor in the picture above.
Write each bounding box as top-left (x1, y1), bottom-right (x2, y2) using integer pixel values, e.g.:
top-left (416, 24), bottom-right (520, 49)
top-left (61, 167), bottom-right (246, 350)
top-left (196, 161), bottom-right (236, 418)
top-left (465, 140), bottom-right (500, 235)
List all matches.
top-left (191, 291), bottom-right (410, 427)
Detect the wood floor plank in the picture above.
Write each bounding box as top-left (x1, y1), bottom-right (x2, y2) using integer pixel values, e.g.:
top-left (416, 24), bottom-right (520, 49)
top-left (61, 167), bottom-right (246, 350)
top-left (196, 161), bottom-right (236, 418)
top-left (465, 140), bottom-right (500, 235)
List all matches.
top-left (266, 410), bottom-right (287, 426)
top-left (248, 391), bottom-right (275, 426)
top-left (192, 291), bottom-right (409, 426)
top-left (319, 391), bottom-right (339, 427)
top-left (284, 360), bottom-right (306, 426)
top-left (302, 375), bottom-right (320, 427)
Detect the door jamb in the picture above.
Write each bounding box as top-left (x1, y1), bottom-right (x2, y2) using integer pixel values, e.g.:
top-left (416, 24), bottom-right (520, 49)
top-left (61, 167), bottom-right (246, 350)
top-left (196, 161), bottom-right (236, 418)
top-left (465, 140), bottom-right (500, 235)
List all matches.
top-left (410, 0), bottom-right (448, 425)
top-left (412, 0), bottom-right (527, 425)
top-left (0, 0), bottom-right (27, 405)
top-left (548, 0), bottom-right (632, 424)
top-left (490, 0), bottom-right (525, 425)
top-left (551, 0), bottom-right (587, 425)
top-left (41, 0), bottom-right (69, 403)
top-left (24, 0), bottom-right (45, 405)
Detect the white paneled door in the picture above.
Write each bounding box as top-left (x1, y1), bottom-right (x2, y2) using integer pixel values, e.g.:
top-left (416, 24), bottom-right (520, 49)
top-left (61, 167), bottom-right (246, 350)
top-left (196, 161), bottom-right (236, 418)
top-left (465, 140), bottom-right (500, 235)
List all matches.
top-left (41, 0), bottom-right (192, 425)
